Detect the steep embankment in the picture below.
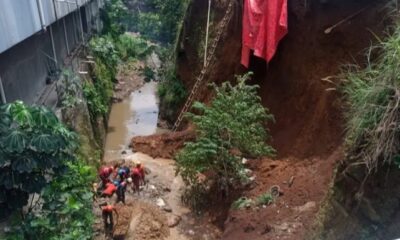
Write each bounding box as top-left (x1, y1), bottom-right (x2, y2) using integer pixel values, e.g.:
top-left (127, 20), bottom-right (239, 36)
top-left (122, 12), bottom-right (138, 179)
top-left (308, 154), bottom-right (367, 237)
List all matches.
top-left (135, 0), bottom-right (387, 239)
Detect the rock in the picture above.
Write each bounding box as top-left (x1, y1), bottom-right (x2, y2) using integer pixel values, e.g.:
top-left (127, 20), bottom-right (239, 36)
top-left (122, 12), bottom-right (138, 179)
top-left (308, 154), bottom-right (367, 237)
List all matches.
top-left (244, 223), bottom-right (255, 232)
top-left (121, 150), bottom-right (127, 154)
top-left (188, 230), bottom-right (195, 235)
top-left (244, 168), bottom-right (253, 177)
top-left (168, 215), bottom-right (181, 228)
top-left (274, 222), bottom-right (289, 231)
top-left (163, 206), bottom-right (172, 212)
top-left (242, 158), bottom-right (249, 165)
top-left (260, 224), bottom-right (272, 235)
top-left (156, 198), bottom-right (166, 208)
top-left (293, 201), bottom-right (316, 212)
top-left (163, 187), bottom-right (171, 192)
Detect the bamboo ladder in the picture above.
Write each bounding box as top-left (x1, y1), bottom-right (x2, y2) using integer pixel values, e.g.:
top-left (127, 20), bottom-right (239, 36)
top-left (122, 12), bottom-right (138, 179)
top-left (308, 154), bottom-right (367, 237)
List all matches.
top-left (172, 1), bottom-right (234, 131)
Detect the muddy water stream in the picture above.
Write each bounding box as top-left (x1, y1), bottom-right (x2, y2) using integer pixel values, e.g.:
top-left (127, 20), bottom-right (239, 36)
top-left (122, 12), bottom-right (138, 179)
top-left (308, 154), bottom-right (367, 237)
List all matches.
top-left (103, 81), bottom-right (162, 161)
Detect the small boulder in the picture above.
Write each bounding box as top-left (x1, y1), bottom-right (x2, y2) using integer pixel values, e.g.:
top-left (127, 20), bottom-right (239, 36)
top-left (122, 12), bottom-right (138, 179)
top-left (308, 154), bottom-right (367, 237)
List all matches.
top-left (156, 198), bottom-right (166, 208)
top-left (168, 215), bottom-right (182, 228)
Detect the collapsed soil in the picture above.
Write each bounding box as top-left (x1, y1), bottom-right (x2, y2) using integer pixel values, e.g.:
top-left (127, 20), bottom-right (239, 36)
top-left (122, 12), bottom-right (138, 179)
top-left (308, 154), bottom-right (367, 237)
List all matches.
top-left (131, 129), bottom-right (195, 159)
top-left (222, 150), bottom-right (342, 240)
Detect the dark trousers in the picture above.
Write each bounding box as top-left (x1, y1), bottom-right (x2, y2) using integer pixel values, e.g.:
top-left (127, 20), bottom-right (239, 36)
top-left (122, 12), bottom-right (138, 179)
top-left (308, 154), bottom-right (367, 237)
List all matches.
top-left (116, 187), bottom-right (126, 204)
top-left (102, 211), bottom-right (114, 233)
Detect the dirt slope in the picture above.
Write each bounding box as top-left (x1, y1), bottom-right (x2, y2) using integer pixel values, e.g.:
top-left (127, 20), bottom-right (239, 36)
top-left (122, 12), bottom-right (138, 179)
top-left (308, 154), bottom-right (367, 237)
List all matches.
top-left (168, 0), bottom-right (388, 239)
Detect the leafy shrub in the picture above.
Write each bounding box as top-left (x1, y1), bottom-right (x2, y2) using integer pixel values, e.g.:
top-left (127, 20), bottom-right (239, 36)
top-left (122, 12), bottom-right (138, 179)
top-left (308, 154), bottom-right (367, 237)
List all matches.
top-left (116, 34), bottom-right (154, 61)
top-left (58, 70), bottom-right (82, 109)
top-left (231, 197), bottom-right (253, 210)
top-left (126, 0), bottom-right (189, 44)
top-left (82, 81), bottom-right (108, 119)
top-left (137, 12), bottom-right (162, 41)
top-left (101, 0), bottom-right (129, 39)
top-left (142, 66), bottom-right (155, 82)
top-left (7, 160), bottom-right (95, 240)
top-left (176, 73), bottom-right (275, 207)
top-left (0, 101), bottom-right (77, 218)
top-left (341, 25), bottom-right (400, 172)
top-left (89, 36), bottom-right (119, 76)
top-left (256, 193), bottom-right (274, 206)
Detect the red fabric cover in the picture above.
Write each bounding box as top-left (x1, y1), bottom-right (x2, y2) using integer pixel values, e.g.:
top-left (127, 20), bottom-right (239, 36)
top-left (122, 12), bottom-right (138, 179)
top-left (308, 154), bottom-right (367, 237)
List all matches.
top-left (241, 0), bottom-right (288, 67)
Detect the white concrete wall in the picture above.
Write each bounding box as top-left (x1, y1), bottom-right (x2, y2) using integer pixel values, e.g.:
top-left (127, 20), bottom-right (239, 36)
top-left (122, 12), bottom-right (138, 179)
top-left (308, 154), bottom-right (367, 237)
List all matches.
top-left (0, 0), bottom-right (101, 54)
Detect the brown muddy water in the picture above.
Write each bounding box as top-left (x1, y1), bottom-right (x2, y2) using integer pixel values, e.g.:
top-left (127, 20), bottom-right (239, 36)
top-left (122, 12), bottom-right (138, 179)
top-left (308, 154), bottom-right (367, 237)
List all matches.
top-left (103, 81), bottom-right (166, 161)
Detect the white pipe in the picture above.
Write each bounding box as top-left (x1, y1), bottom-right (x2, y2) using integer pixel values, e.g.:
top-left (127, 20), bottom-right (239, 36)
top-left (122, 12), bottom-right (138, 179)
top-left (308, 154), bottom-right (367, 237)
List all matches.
top-left (63, 18), bottom-right (70, 54)
top-left (0, 77), bottom-right (7, 104)
top-left (204, 0), bottom-right (211, 67)
top-left (49, 25), bottom-right (58, 65)
top-left (36, 0), bottom-right (47, 30)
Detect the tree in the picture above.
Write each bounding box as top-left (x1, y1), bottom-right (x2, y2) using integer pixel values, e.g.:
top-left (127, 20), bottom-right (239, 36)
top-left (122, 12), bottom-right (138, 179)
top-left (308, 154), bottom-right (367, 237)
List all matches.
top-left (176, 73), bottom-right (275, 190)
top-left (101, 0), bottom-right (129, 39)
top-left (0, 101), bottom-right (77, 218)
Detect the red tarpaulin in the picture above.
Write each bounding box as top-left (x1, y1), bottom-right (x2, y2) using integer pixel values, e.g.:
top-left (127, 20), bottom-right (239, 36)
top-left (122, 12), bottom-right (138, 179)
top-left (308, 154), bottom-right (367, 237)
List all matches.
top-left (241, 0), bottom-right (288, 68)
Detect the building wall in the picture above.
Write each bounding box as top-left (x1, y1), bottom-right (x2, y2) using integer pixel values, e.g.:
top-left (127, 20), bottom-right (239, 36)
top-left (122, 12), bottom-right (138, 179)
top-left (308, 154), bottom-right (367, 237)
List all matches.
top-left (0, 0), bottom-right (103, 104)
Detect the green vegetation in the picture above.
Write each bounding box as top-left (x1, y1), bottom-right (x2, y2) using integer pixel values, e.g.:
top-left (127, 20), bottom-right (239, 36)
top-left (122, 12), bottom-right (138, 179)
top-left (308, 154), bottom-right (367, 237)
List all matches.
top-left (231, 197), bottom-right (253, 210)
top-left (0, 101), bottom-right (77, 218)
top-left (256, 193), bottom-right (274, 206)
top-left (231, 192), bottom-right (274, 210)
top-left (176, 73), bottom-right (275, 208)
top-left (7, 161), bottom-right (95, 240)
top-left (0, 102), bottom-right (95, 239)
top-left (125, 0), bottom-right (189, 44)
top-left (341, 24), bottom-right (400, 173)
top-left (101, 0), bottom-right (129, 39)
top-left (157, 63), bottom-right (187, 122)
top-left (58, 70), bottom-right (82, 109)
top-left (116, 33), bottom-right (154, 61)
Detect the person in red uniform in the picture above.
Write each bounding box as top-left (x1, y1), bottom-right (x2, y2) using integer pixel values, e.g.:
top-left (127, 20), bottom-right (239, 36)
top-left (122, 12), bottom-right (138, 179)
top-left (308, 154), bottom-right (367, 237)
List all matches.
top-left (135, 161), bottom-right (145, 185)
top-left (99, 202), bottom-right (118, 236)
top-left (99, 166), bottom-right (114, 187)
top-left (131, 167), bottom-right (142, 194)
top-left (101, 182), bottom-right (117, 198)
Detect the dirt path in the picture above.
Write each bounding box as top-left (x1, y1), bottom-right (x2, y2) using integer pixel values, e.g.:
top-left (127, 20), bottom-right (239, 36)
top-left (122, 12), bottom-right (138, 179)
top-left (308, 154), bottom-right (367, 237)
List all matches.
top-left (93, 152), bottom-right (221, 240)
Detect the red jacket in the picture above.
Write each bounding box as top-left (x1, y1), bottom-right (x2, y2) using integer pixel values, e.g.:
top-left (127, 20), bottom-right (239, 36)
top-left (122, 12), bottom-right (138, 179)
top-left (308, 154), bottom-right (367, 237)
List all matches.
top-left (103, 183), bottom-right (117, 196)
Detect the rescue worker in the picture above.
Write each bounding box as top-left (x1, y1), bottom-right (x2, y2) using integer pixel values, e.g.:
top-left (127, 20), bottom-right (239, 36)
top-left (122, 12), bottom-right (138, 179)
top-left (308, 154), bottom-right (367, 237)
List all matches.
top-left (101, 182), bottom-right (117, 198)
top-left (115, 180), bottom-right (127, 204)
top-left (135, 161), bottom-right (146, 186)
top-left (99, 202), bottom-right (117, 236)
top-left (117, 165), bottom-right (130, 181)
top-left (131, 166), bottom-right (142, 194)
top-left (99, 166), bottom-right (114, 187)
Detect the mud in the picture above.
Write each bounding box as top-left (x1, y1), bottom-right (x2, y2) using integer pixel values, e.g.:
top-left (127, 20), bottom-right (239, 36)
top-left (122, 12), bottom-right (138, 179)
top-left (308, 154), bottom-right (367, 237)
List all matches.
top-left (131, 129), bottom-right (195, 159)
top-left (94, 152), bottom-right (221, 240)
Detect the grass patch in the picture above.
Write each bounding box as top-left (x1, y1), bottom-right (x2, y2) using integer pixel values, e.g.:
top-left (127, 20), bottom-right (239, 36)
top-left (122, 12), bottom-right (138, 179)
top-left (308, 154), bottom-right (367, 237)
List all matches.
top-left (341, 22), bottom-right (400, 173)
top-left (256, 193), bottom-right (274, 206)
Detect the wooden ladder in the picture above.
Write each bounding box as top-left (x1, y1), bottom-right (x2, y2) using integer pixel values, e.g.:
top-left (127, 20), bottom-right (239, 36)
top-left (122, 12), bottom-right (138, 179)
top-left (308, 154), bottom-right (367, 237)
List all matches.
top-left (173, 1), bottom-right (234, 131)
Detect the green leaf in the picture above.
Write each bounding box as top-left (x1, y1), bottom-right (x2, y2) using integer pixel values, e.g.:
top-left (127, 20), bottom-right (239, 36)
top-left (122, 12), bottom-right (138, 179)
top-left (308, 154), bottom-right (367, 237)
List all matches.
top-left (11, 157), bottom-right (37, 173)
top-left (2, 130), bottom-right (28, 153)
top-left (31, 106), bottom-right (58, 127)
top-left (9, 101), bottom-right (33, 126)
top-left (30, 134), bottom-right (60, 153)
